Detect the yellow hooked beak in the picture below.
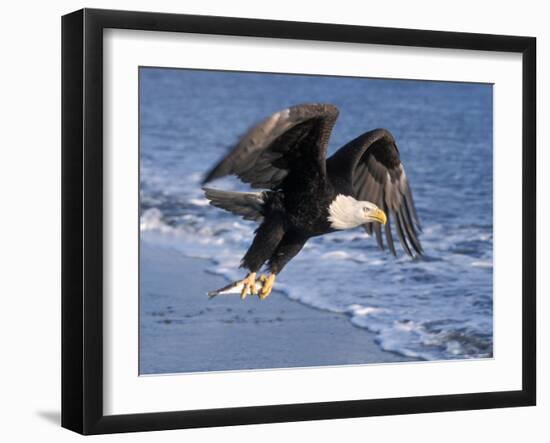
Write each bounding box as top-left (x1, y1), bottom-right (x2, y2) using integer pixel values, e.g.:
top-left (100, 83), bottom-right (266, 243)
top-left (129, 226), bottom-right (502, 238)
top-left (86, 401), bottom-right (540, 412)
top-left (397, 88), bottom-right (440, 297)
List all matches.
top-left (371, 208), bottom-right (387, 225)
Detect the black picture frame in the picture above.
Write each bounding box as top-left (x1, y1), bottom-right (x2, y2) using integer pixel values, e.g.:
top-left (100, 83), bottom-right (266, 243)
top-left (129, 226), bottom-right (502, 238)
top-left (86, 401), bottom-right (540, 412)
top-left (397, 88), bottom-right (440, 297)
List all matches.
top-left (61, 8), bottom-right (536, 435)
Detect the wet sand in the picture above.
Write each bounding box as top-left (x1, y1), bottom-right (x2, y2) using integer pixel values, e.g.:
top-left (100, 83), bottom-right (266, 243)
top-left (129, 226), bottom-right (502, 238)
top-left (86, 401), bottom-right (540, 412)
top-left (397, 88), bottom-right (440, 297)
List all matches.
top-left (139, 241), bottom-right (412, 374)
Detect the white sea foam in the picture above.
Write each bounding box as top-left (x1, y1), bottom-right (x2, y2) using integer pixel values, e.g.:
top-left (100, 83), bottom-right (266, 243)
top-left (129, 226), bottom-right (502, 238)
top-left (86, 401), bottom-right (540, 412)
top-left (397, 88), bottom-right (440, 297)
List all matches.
top-left (321, 251), bottom-right (352, 260)
top-left (347, 304), bottom-right (385, 316)
top-left (471, 260), bottom-right (493, 268)
top-left (140, 208), bottom-right (174, 233)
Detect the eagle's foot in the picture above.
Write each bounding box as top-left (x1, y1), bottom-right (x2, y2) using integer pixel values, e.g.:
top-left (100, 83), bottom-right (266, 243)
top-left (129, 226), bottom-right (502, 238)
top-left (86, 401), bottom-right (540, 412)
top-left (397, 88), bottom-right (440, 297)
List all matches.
top-left (239, 272), bottom-right (257, 300)
top-left (259, 273), bottom-right (276, 300)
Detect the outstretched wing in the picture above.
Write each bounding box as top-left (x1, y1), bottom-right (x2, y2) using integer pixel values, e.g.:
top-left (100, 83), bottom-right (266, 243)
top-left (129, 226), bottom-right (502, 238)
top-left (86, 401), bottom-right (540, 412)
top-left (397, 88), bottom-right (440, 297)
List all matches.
top-left (202, 103), bottom-right (339, 190)
top-left (327, 128), bottom-right (422, 257)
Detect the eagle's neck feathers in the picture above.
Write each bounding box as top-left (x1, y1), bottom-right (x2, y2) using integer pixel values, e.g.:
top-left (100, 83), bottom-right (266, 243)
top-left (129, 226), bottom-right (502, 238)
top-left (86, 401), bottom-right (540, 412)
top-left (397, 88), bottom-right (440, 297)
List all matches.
top-left (327, 194), bottom-right (365, 230)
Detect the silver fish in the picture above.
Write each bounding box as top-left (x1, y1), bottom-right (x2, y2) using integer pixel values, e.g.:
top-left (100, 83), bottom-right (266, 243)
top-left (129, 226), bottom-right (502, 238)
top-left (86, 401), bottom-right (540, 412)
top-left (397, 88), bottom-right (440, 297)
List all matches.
top-left (207, 280), bottom-right (263, 298)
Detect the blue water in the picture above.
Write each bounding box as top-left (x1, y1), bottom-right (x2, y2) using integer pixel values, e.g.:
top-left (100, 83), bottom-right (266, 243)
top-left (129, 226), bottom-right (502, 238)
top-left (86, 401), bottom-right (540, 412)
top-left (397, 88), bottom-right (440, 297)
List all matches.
top-left (139, 67), bottom-right (493, 361)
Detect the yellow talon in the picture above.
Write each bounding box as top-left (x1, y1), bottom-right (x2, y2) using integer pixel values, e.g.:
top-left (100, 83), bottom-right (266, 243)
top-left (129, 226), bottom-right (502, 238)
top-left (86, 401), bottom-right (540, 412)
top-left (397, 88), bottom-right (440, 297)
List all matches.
top-left (259, 273), bottom-right (276, 300)
top-left (240, 272), bottom-right (257, 300)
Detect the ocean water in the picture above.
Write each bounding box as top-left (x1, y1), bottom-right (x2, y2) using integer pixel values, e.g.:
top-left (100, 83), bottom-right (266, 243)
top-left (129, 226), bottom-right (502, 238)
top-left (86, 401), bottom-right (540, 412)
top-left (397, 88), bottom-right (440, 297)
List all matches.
top-left (139, 67), bottom-right (493, 362)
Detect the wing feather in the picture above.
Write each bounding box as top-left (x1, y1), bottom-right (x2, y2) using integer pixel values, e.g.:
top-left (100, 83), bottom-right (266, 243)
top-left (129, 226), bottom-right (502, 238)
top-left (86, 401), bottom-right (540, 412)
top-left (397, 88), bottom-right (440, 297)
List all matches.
top-left (373, 222), bottom-right (384, 250)
top-left (203, 103), bottom-right (339, 190)
top-left (383, 201), bottom-right (397, 256)
top-left (394, 209), bottom-right (413, 256)
top-left (327, 128), bottom-right (422, 257)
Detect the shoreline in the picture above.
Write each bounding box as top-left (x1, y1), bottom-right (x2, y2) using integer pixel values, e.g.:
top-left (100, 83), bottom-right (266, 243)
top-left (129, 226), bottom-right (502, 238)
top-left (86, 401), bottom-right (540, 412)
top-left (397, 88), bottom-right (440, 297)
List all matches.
top-left (140, 240), bottom-right (414, 375)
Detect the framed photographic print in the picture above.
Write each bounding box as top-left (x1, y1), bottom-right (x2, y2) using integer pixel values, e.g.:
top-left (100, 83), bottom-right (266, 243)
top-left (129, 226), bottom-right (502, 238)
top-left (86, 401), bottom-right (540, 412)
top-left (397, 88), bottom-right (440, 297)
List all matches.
top-left (61, 8), bottom-right (536, 435)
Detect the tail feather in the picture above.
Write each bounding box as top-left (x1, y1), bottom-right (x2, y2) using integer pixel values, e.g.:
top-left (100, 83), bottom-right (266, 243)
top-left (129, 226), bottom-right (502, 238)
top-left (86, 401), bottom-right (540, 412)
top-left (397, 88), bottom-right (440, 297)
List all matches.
top-left (203, 188), bottom-right (265, 222)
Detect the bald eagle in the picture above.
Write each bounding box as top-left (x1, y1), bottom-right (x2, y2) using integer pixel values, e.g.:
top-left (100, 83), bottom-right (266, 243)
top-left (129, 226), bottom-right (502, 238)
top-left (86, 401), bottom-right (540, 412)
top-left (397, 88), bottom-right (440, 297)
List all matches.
top-left (203, 103), bottom-right (422, 299)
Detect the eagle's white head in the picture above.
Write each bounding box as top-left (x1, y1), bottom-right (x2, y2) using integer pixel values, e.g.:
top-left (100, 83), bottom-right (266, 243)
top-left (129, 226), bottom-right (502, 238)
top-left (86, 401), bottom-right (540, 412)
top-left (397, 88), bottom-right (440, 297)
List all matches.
top-left (328, 194), bottom-right (387, 230)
